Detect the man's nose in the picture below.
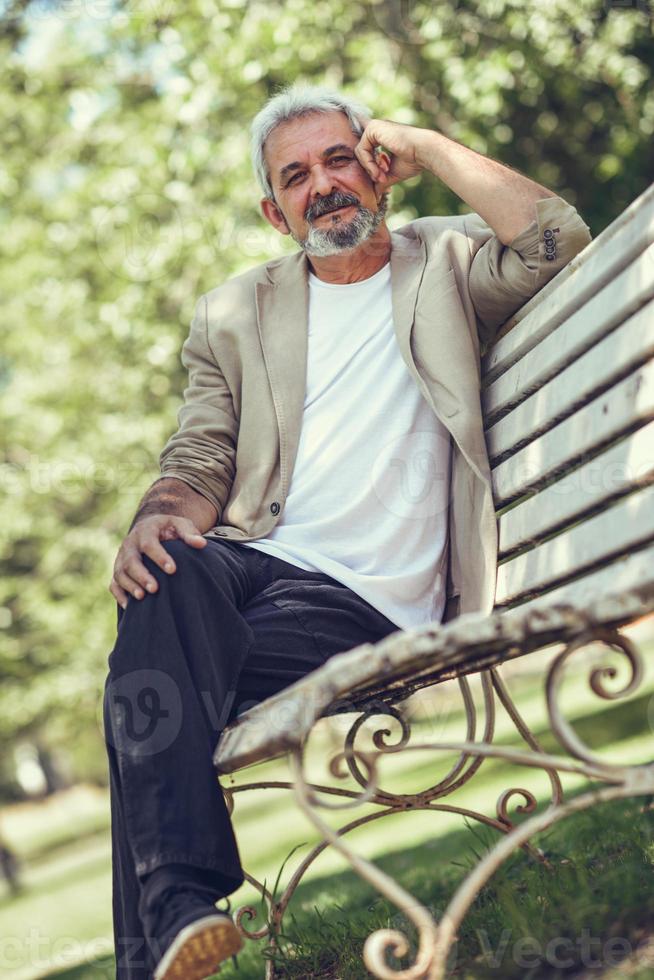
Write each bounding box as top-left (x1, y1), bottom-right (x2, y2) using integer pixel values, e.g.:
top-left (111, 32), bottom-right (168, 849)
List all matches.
top-left (309, 163), bottom-right (337, 199)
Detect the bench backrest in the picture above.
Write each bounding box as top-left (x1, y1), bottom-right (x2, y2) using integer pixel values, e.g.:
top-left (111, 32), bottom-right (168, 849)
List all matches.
top-left (484, 182), bottom-right (654, 618)
top-left (214, 186), bottom-right (654, 774)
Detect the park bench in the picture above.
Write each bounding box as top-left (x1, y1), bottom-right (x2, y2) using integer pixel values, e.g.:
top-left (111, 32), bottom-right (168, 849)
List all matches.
top-left (213, 181), bottom-right (654, 979)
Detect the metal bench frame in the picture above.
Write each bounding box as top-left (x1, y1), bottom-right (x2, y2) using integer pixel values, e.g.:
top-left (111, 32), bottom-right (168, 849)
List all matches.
top-left (213, 182), bottom-right (654, 980)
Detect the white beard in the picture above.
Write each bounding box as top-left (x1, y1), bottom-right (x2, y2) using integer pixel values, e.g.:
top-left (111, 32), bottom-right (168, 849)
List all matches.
top-left (292, 196), bottom-right (389, 257)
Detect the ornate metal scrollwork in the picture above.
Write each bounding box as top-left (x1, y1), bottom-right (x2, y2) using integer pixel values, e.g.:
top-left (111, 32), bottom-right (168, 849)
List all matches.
top-left (546, 627), bottom-right (649, 770)
top-left (496, 786), bottom-right (537, 826)
top-left (233, 872), bottom-right (274, 940)
top-left (223, 623), bottom-right (653, 979)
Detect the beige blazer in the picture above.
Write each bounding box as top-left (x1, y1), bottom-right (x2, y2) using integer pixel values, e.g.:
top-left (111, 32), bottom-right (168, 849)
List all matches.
top-left (159, 196), bottom-right (592, 623)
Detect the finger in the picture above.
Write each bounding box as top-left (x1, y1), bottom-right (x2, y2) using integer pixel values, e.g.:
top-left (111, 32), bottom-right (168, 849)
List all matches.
top-left (117, 561), bottom-right (152, 599)
top-left (115, 571), bottom-right (145, 600)
top-left (122, 542), bottom-right (169, 592)
top-left (109, 580), bottom-right (128, 610)
top-left (188, 534), bottom-right (207, 548)
top-left (180, 528), bottom-right (207, 548)
top-left (355, 129), bottom-right (382, 181)
top-left (140, 537), bottom-right (177, 576)
top-left (355, 146), bottom-right (381, 181)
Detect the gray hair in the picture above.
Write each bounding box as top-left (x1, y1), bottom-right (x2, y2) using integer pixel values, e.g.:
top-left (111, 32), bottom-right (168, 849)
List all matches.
top-left (250, 84), bottom-right (372, 200)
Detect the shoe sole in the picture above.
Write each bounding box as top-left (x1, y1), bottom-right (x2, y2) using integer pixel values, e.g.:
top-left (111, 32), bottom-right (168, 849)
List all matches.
top-left (153, 913), bottom-right (243, 980)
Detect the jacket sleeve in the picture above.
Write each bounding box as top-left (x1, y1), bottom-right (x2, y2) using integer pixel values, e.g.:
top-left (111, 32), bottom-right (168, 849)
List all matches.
top-left (158, 295), bottom-right (238, 519)
top-left (463, 196), bottom-right (592, 350)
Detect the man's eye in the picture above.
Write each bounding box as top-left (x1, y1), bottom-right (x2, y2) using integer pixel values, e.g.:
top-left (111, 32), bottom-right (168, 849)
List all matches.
top-left (284, 157), bottom-right (352, 187)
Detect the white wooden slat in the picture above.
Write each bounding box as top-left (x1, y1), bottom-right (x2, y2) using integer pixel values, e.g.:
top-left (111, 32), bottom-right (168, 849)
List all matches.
top-left (498, 421), bottom-right (654, 558)
top-left (495, 483), bottom-right (654, 606)
top-left (483, 260), bottom-right (654, 428)
top-left (486, 299), bottom-right (654, 463)
top-left (492, 360), bottom-right (654, 507)
top-left (481, 182), bottom-right (654, 386)
top-left (498, 543), bottom-right (654, 618)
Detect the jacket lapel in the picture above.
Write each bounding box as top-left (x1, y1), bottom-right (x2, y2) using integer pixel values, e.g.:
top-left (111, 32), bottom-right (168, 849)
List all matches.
top-left (255, 250), bottom-right (309, 497)
top-left (389, 230), bottom-right (427, 377)
top-left (390, 230), bottom-right (491, 489)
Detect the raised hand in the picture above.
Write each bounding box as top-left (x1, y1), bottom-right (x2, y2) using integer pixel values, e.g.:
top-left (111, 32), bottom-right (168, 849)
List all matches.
top-left (354, 118), bottom-right (427, 191)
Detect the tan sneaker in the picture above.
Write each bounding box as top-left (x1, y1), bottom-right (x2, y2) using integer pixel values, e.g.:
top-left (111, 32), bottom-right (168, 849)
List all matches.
top-left (153, 911), bottom-right (243, 980)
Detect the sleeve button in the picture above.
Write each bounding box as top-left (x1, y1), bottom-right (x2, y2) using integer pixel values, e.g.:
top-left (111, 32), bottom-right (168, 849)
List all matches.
top-left (270, 501), bottom-right (280, 515)
top-left (545, 253), bottom-right (556, 261)
top-left (544, 228), bottom-right (554, 239)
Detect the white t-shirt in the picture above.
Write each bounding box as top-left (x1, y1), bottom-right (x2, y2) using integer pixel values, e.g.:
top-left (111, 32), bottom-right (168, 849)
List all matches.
top-left (240, 261), bottom-right (452, 630)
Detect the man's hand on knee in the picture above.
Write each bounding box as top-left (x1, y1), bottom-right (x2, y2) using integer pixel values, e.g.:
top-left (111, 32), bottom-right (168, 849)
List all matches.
top-left (109, 516), bottom-right (207, 610)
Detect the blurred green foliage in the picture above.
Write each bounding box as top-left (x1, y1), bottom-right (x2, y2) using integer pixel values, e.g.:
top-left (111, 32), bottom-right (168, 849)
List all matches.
top-left (0, 0), bottom-right (652, 789)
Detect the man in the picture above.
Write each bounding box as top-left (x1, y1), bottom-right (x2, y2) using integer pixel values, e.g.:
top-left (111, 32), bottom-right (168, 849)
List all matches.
top-left (104, 85), bottom-right (592, 979)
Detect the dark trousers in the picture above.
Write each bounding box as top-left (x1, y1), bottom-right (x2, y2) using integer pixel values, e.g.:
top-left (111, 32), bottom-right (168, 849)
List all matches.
top-left (102, 537), bottom-right (399, 978)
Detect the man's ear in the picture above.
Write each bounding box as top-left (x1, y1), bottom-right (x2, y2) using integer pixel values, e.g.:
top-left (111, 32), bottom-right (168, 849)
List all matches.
top-left (261, 197), bottom-right (290, 235)
top-left (376, 149), bottom-right (391, 172)
top-left (373, 150), bottom-right (392, 199)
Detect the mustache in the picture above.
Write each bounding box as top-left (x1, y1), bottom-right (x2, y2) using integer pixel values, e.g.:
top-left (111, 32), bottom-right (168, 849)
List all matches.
top-left (305, 190), bottom-right (362, 222)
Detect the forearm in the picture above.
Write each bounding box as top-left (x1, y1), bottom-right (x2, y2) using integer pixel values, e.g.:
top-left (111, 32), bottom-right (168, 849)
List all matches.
top-left (129, 477), bottom-right (218, 533)
top-left (414, 129), bottom-right (558, 245)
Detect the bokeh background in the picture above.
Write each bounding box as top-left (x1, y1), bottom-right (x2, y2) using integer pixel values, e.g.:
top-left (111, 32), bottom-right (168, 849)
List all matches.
top-left (1, 0), bottom-right (653, 976)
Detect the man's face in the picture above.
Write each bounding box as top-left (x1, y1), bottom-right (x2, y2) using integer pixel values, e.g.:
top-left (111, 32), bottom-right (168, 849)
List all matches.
top-left (261, 111), bottom-right (388, 257)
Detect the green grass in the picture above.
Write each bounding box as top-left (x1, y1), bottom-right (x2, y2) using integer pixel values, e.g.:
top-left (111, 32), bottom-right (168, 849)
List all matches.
top-left (1, 644), bottom-right (653, 978)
